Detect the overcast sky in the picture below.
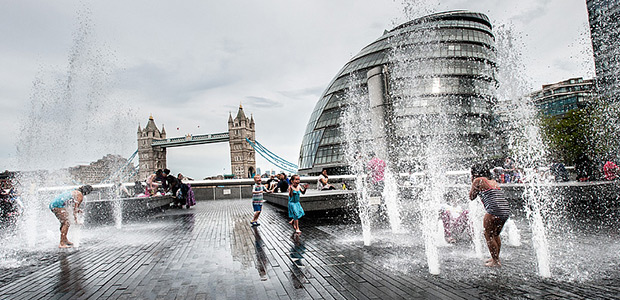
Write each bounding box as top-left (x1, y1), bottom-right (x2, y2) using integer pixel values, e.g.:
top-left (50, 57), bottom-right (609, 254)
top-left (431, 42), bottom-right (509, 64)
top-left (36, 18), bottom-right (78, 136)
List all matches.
top-left (0, 0), bottom-right (595, 179)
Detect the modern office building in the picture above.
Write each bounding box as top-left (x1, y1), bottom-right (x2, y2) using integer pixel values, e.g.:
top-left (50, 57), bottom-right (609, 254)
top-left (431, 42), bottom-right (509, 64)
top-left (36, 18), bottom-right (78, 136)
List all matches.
top-left (298, 11), bottom-right (500, 175)
top-left (530, 77), bottom-right (596, 117)
top-left (587, 0), bottom-right (620, 101)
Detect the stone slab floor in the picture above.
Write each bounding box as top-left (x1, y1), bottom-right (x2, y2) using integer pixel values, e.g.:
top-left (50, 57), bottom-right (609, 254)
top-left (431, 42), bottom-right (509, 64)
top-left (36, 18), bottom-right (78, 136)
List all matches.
top-left (1, 199), bottom-right (619, 299)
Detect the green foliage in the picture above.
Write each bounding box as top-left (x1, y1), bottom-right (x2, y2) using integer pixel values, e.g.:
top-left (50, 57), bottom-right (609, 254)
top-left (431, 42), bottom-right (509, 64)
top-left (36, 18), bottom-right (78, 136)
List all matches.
top-left (540, 107), bottom-right (595, 165)
top-left (541, 99), bottom-right (620, 165)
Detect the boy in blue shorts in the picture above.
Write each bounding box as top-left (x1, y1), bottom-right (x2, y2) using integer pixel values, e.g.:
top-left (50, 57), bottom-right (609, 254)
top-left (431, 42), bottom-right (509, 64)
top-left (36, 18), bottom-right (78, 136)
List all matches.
top-left (251, 175), bottom-right (271, 226)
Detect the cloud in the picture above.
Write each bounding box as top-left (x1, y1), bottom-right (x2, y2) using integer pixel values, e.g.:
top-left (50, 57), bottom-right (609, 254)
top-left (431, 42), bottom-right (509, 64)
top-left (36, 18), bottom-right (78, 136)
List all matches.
top-left (278, 86), bottom-right (325, 100)
top-left (114, 62), bottom-right (239, 106)
top-left (0, 0), bottom-right (596, 179)
top-left (509, 0), bottom-right (553, 25)
top-left (244, 96), bottom-right (280, 108)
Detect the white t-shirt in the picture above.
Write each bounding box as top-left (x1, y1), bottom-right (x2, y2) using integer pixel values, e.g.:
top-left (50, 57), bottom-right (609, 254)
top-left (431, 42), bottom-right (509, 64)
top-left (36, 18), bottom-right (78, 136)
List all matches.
top-left (317, 174), bottom-right (327, 190)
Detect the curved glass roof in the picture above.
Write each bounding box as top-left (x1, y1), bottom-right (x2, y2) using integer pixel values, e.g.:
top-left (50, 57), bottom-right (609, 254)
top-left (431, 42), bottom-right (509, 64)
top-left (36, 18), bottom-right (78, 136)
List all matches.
top-left (298, 10), bottom-right (496, 174)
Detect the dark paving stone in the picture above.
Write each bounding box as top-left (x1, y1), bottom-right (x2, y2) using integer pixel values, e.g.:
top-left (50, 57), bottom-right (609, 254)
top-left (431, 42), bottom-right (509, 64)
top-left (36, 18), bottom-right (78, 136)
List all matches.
top-left (1, 199), bottom-right (620, 299)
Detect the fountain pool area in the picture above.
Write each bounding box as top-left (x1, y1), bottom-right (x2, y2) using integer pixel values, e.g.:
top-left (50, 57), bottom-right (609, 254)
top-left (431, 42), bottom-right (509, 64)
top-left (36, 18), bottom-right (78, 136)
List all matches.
top-left (2, 199), bottom-right (619, 299)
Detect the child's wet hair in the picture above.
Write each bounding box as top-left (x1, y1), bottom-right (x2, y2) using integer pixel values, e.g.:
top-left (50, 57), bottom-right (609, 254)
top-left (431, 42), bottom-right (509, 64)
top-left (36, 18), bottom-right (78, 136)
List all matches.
top-left (290, 174), bottom-right (300, 181)
top-left (79, 185), bottom-right (93, 195)
top-left (471, 162), bottom-right (492, 179)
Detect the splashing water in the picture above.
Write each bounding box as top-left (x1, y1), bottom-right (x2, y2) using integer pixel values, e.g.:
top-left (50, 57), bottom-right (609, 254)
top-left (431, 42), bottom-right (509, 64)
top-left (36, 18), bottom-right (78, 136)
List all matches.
top-left (342, 74), bottom-right (374, 245)
top-left (381, 170), bottom-right (402, 233)
top-left (114, 198), bottom-right (123, 229)
top-left (468, 199), bottom-right (485, 258)
top-left (494, 25), bottom-right (555, 277)
top-left (6, 6), bottom-right (135, 257)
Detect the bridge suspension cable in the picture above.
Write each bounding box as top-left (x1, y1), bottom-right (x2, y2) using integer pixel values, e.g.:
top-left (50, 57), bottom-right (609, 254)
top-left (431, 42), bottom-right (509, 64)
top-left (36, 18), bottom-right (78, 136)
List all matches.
top-left (251, 139), bottom-right (298, 169)
top-left (245, 138), bottom-right (298, 173)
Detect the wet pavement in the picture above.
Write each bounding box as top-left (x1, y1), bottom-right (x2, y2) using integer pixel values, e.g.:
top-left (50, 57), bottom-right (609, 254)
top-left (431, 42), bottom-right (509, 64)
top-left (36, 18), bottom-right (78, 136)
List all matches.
top-left (1, 199), bottom-right (620, 299)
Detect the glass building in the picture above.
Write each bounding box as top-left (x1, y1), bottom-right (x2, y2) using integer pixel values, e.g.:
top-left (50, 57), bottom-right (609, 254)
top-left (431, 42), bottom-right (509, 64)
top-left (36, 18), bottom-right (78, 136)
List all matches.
top-left (587, 0), bottom-right (620, 101)
top-left (530, 77), bottom-right (595, 117)
top-left (298, 11), bottom-right (499, 175)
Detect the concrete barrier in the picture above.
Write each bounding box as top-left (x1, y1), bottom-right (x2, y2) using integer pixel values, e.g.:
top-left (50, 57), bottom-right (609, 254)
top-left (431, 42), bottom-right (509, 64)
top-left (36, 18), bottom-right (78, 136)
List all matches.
top-left (263, 190), bottom-right (357, 212)
top-left (83, 195), bottom-right (174, 223)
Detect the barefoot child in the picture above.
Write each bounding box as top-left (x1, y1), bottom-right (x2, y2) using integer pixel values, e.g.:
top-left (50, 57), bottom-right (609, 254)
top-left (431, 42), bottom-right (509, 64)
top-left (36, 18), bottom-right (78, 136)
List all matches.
top-left (469, 163), bottom-right (510, 267)
top-left (288, 175), bottom-right (307, 233)
top-left (251, 175), bottom-right (271, 226)
top-left (49, 185), bottom-right (93, 248)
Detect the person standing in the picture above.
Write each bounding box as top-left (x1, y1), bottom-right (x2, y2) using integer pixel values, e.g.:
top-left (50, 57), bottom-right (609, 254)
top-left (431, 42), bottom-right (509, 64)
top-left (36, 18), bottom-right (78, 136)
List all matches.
top-left (603, 160), bottom-right (620, 181)
top-left (367, 153), bottom-right (386, 197)
top-left (288, 175), bottom-right (307, 233)
top-left (251, 174), bottom-right (271, 226)
top-left (49, 185), bottom-right (93, 248)
top-left (469, 164), bottom-right (510, 267)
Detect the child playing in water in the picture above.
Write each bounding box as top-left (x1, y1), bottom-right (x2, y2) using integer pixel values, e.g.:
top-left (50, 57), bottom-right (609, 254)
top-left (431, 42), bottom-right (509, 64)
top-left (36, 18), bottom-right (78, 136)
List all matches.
top-left (288, 175), bottom-right (307, 233)
top-left (49, 185), bottom-right (93, 248)
top-left (469, 163), bottom-right (510, 267)
top-left (251, 175), bottom-right (271, 226)
top-left (439, 192), bottom-right (470, 243)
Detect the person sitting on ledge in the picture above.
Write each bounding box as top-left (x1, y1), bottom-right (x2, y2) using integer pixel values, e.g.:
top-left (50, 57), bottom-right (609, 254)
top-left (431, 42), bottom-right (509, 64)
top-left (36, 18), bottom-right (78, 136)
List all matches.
top-left (440, 191), bottom-right (471, 243)
top-left (146, 169), bottom-right (165, 196)
top-left (266, 175), bottom-right (279, 191)
top-left (272, 173), bottom-right (289, 193)
top-left (317, 168), bottom-right (336, 191)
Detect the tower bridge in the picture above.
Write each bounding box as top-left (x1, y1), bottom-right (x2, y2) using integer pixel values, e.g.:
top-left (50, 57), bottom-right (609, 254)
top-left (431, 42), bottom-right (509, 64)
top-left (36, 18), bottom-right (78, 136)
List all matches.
top-left (150, 132), bottom-right (231, 148)
top-left (137, 105), bottom-right (256, 180)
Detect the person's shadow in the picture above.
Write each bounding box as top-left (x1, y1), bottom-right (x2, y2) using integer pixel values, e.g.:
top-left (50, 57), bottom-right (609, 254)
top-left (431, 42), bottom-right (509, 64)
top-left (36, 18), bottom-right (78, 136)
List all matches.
top-left (252, 227), bottom-right (268, 280)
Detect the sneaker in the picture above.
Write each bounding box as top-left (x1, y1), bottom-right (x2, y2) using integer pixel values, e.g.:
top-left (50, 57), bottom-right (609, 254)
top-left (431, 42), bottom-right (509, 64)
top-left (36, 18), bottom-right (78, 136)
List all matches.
top-left (251, 222), bottom-right (258, 227)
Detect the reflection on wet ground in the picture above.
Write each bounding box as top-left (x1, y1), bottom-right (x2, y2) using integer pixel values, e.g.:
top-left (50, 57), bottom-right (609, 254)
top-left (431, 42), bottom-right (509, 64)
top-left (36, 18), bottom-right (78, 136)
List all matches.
top-left (1, 199), bottom-right (619, 299)
top-left (289, 232), bottom-right (309, 289)
top-left (252, 226), bottom-right (268, 281)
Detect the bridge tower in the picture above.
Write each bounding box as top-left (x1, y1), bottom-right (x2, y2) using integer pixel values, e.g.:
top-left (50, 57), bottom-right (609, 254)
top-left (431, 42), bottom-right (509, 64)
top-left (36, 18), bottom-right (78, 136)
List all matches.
top-left (228, 105), bottom-right (256, 178)
top-left (137, 115), bottom-right (167, 180)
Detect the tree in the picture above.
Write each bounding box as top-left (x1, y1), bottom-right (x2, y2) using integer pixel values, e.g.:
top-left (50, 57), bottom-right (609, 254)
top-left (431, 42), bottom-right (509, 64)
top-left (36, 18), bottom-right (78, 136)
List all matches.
top-left (540, 107), bottom-right (595, 165)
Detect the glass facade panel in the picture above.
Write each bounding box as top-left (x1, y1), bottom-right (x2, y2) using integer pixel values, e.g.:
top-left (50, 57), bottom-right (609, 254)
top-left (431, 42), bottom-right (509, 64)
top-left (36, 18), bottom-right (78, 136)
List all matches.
top-left (587, 0), bottom-right (620, 100)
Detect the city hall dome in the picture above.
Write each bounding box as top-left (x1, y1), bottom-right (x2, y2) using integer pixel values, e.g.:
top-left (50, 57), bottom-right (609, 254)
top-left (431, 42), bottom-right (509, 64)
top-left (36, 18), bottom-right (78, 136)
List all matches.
top-left (298, 11), bottom-right (499, 175)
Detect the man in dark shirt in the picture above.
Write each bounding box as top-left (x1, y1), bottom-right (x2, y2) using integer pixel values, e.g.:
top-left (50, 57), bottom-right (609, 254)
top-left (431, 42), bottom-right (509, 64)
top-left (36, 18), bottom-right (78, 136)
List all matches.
top-left (164, 169), bottom-right (180, 196)
top-left (272, 173), bottom-right (289, 193)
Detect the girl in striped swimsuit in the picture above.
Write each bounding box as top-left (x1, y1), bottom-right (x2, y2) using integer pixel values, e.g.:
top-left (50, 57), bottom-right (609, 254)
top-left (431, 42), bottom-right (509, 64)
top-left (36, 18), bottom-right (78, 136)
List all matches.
top-left (469, 164), bottom-right (510, 267)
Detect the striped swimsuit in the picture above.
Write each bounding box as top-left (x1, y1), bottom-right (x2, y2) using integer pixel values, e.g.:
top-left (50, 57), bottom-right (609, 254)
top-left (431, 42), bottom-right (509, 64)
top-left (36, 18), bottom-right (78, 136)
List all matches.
top-left (479, 188), bottom-right (510, 220)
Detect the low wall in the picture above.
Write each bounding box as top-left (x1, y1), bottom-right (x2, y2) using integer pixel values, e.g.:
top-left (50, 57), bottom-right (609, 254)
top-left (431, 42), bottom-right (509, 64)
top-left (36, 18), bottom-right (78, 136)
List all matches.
top-left (266, 181), bottom-right (620, 222)
top-left (263, 190), bottom-right (357, 212)
top-left (83, 195), bottom-right (175, 223)
top-left (191, 186), bottom-right (253, 201)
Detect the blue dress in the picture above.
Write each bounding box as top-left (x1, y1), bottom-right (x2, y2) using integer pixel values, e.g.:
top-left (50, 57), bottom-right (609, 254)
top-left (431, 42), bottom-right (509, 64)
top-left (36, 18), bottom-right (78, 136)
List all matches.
top-left (288, 190), bottom-right (305, 220)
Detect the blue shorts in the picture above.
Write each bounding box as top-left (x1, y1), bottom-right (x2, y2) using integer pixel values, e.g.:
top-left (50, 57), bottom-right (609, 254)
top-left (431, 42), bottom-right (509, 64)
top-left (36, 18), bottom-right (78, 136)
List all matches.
top-left (253, 202), bottom-right (262, 212)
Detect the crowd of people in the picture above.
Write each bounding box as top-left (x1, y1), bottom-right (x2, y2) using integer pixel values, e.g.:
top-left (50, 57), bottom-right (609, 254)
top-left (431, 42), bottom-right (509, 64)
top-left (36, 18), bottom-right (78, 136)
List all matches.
top-left (250, 173), bottom-right (308, 234)
top-left (143, 168), bottom-right (195, 208)
top-left (45, 167), bottom-right (197, 248)
top-left (480, 156), bottom-right (620, 183)
top-left (38, 152), bottom-right (619, 266)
